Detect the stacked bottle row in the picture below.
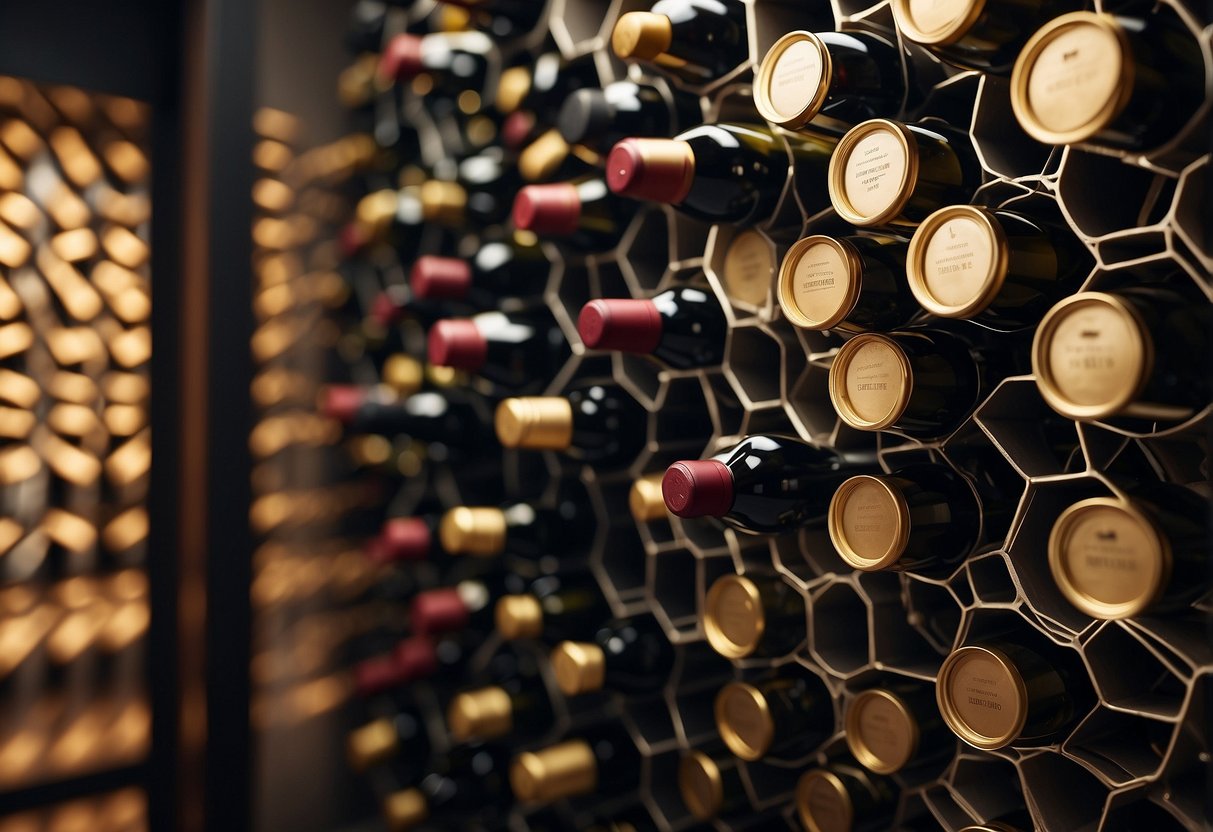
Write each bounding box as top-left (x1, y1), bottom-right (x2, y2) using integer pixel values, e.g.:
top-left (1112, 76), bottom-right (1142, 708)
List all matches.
top-left (320, 0), bottom-right (1210, 830)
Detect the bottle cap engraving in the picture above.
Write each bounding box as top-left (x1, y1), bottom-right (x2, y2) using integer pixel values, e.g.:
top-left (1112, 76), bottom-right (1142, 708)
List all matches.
top-left (796, 769), bottom-right (854, 832)
top-left (828, 475), bottom-right (911, 570)
top-left (829, 120), bottom-right (918, 227)
top-left (1011, 13), bottom-right (1130, 145)
top-left (1032, 292), bottom-right (1151, 420)
top-left (714, 681), bottom-right (775, 760)
top-left (892, 0), bottom-right (985, 46)
top-left (907, 205), bottom-right (1007, 318)
top-left (1048, 497), bottom-right (1169, 619)
top-left (721, 229), bottom-right (774, 308)
top-left (703, 574), bottom-right (766, 659)
top-left (678, 751), bottom-right (725, 820)
top-left (845, 689), bottom-right (920, 774)
top-left (828, 333), bottom-right (913, 431)
top-left (937, 645), bottom-right (1028, 750)
top-left (777, 235), bottom-right (863, 330)
top-left (754, 31), bottom-right (831, 129)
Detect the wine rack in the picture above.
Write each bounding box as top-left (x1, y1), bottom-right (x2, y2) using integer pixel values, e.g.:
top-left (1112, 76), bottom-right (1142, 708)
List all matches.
top-left (321, 0), bottom-right (1213, 830)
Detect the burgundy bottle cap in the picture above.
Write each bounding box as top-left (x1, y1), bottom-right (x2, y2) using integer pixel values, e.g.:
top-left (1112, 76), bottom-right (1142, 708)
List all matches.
top-left (578, 299), bottom-right (663, 353)
top-left (370, 290), bottom-right (407, 327)
top-left (411, 256), bottom-right (473, 301)
top-left (662, 459), bottom-right (734, 518)
top-left (338, 221), bottom-right (368, 257)
top-left (319, 385), bottom-right (365, 423)
top-left (606, 138), bottom-right (694, 204)
top-left (410, 588), bottom-right (470, 634)
top-left (353, 654), bottom-right (412, 697)
top-left (502, 110), bottom-right (537, 150)
top-left (367, 517), bottom-right (432, 564)
top-left (379, 34), bottom-right (425, 83)
top-left (393, 634), bottom-right (439, 678)
top-left (512, 184), bottom-right (581, 237)
top-left (427, 319), bottom-right (488, 370)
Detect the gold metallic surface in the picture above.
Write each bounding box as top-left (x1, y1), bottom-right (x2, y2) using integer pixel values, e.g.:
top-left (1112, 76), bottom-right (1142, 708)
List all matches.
top-left (510, 740), bottom-right (597, 802)
top-left (495, 594), bottom-right (544, 639)
top-left (714, 682), bottom-right (774, 761)
top-left (447, 686), bottom-right (513, 742)
top-left (678, 751), bottom-right (725, 820)
top-left (936, 646), bottom-right (1028, 750)
top-left (494, 397), bottom-right (574, 450)
top-left (703, 575), bottom-right (765, 659)
top-left (845, 689), bottom-right (920, 774)
top-left (551, 641), bottom-right (606, 695)
top-left (828, 333), bottom-right (913, 431)
top-left (828, 475), bottom-right (911, 571)
top-left (906, 205), bottom-right (1009, 319)
top-left (439, 506), bottom-right (508, 556)
top-left (611, 12), bottom-right (674, 61)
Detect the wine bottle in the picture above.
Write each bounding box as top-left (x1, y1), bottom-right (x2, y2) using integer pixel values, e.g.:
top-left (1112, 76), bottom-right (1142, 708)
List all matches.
top-left (828, 463), bottom-right (982, 574)
top-left (795, 764), bottom-right (897, 832)
top-left (578, 287), bottom-right (727, 369)
top-left (844, 681), bottom-right (953, 774)
top-left (828, 118), bottom-right (981, 228)
top-left (662, 434), bottom-right (878, 534)
top-left (494, 381), bottom-right (649, 468)
top-left (906, 204), bottom-right (1086, 330)
top-left (550, 615), bottom-right (673, 696)
top-left (427, 308), bottom-right (569, 394)
top-left (628, 473), bottom-right (668, 523)
top-left (381, 744), bottom-right (514, 831)
top-left (437, 500), bottom-right (591, 559)
top-left (828, 329), bottom-right (994, 438)
top-left (610, 0), bottom-right (749, 84)
top-left (409, 237), bottom-right (549, 307)
top-left (678, 749), bottom-right (749, 821)
top-left (1011, 11), bottom-right (1204, 149)
top-left (702, 573), bottom-right (805, 659)
top-left (512, 178), bottom-right (631, 251)
top-left (365, 516), bottom-right (439, 564)
top-left (345, 0), bottom-right (388, 54)
top-left (606, 123), bottom-right (835, 225)
top-left (438, 0), bottom-right (545, 38)
top-left (495, 572), bottom-right (610, 642)
top-left (936, 642), bottom-right (1076, 749)
top-left (353, 634), bottom-right (443, 697)
top-left (1047, 484), bottom-right (1209, 620)
top-left (1031, 286), bottom-right (1211, 423)
top-left (755, 30), bottom-right (906, 130)
top-left (447, 677), bottom-right (554, 744)
top-left (346, 709), bottom-right (431, 775)
top-left (378, 31), bottom-right (497, 102)
top-left (714, 671), bottom-right (833, 761)
top-left (510, 723), bottom-right (641, 803)
top-left (322, 385), bottom-right (495, 449)
top-left (409, 575), bottom-right (524, 636)
top-left (777, 233), bottom-right (919, 333)
top-left (496, 52), bottom-right (601, 117)
top-left (410, 150), bottom-right (522, 228)
top-left (558, 80), bottom-right (702, 152)
top-left (892, 0), bottom-right (1073, 69)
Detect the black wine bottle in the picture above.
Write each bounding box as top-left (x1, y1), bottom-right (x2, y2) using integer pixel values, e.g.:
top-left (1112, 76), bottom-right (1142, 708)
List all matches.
top-left (610, 0), bottom-right (749, 84)
top-left (322, 385), bottom-right (495, 449)
top-left (795, 764), bottom-right (897, 832)
top-left (495, 381), bottom-right (649, 468)
top-left (550, 615), bottom-right (674, 696)
top-left (365, 516), bottom-right (439, 565)
top-left (558, 80), bottom-right (702, 152)
top-left (512, 178), bottom-right (631, 251)
top-left (495, 572), bottom-right (611, 642)
top-left (496, 52), bottom-right (601, 117)
top-left (378, 31), bottom-right (497, 102)
top-left (427, 308), bottom-right (569, 394)
top-left (440, 0), bottom-right (546, 38)
top-left (578, 287), bottom-right (727, 369)
top-left (702, 573), bottom-right (806, 659)
top-left (409, 236), bottom-right (549, 306)
top-left (408, 574), bottom-right (526, 637)
top-left (381, 744), bottom-right (514, 831)
top-left (607, 123), bottom-right (835, 224)
top-left (510, 723), bottom-right (641, 803)
top-left (347, 707), bottom-right (431, 776)
top-left (714, 669), bottom-right (833, 761)
top-left (353, 634), bottom-right (444, 697)
top-left (662, 434), bottom-right (878, 534)
top-left (437, 499), bottom-right (592, 559)
top-left (447, 669), bottom-right (554, 743)
top-left (844, 679), bottom-right (954, 774)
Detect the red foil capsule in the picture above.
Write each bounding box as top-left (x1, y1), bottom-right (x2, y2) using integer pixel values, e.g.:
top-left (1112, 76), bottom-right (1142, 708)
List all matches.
top-left (663, 459), bottom-right (734, 518)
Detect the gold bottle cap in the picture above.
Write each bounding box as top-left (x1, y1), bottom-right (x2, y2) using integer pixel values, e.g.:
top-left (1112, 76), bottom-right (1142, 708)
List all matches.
top-left (496, 594), bottom-right (544, 639)
top-left (754, 31), bottom-right (833, 130)
top-left (828, 119), bottom-right (919, 228)
top-left (1010, 13), bottom-right (1131, 145)
top-left (703, 575), bottom-right (766, 659)
top-left (845, 689), bottom-right (920, 774)
top-left (1031, 292), bottom-right (1151, 421)
top-left (722, 229), bottom-right (775, 308)
top-left (611, 12), bottom-right (674, 61)
top-left (494, 397), bottom-right (574, 450)
top-left (828, 475), bottom-right (911, 571)
top-left (419, 179), bottom-right (467, 225)
top-left (551, 641), bottom-right (607, 695)
top-left (891, 0), bottom-right (985, 46)
top-left (356, 189), bottom-right (397, 234)
top-left (447, 685), bottom-right (513, 742)
top-left (796, 769), bottom-right (854, 832)
top-left (906, 205), bottom-right (1008, 319)
top-left (936, 645), bottom-right (1028, 750)
top-left (510, 739), bottom-right (597, 803)
top-left (828, 333), bottom-right (912, 431)
top-left (1048, 496), bottom-right (1169, 620)
top-left (383, 788), bottom-right (429, 832)
top-left (678, 751), bottom-right (724, 820)
top-left (629, 473), bottom-right (668, 522)
top-left (959, 824), bottom-right (1024, 832)
top-left (519, 129), bottom-right (572, 182)
top-left (383, 354), bottom-right (423, 397)
top-left (496, 66), bottom-right (533, 114)
top-left (777, 235), bottom-right (864, 331)
top-left (347, 718), bottom-right (398, 771)
top-left (714, 682), bottom-right (774, 761)
top-left (438, 506), bottom-right (507, 556)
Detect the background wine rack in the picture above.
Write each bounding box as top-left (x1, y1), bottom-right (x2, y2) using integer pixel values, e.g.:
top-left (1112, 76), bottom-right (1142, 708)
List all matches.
top-left (326, 0), bottom-right (1213, 830)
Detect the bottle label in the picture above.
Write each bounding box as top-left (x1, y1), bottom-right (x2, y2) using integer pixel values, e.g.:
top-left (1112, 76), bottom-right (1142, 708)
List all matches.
top-left (1026, 20), bottom-right (1123, 135)
top-left (850, 691), bottom-right (916, 772)
top-left (764, 37), bottom-right (825, 120)
top-left (722, 230), bottom-right (773, 307)
top-left (838, 478), bottom-right (900, 563)
top-left (842, 128), bottom-right (908, 220)
top-left (946, 651), bottom-right (1023, 744)
top-left (791, 239), bottom-right (852, 326)
top-left (1044, 298), bottom-right (1144, 409)
top-left (842, 338), bottom-right (906, 426)
top-left (901, 0), bottom-right (975, 42)
top-left (921, 214), bottom-right (996, 308)
top-left (1058, 502), bottom-right (1161, 608)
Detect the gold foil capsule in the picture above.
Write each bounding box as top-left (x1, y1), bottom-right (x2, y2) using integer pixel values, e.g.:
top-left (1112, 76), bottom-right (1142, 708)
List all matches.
top-left (550, 640), bottom-right (606, 695)
top-left (510, 740), bottom-right (597, 803)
